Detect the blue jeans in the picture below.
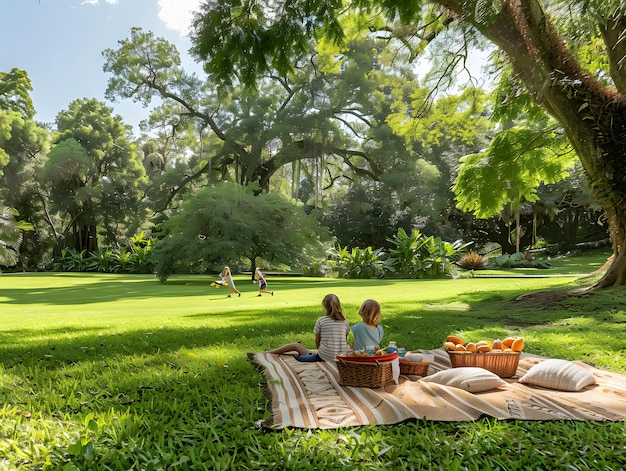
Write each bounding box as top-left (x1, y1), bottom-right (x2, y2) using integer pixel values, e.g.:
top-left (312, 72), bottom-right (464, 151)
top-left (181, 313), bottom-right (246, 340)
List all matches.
top-left (296, 353), bottom-right (322, 362)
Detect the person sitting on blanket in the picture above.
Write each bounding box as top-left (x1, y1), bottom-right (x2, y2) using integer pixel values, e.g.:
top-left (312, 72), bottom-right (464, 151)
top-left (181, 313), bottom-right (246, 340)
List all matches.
top-left (351, 299), bottom-right (384, 352)
top-left (266, 293), bottom-right (351, 362)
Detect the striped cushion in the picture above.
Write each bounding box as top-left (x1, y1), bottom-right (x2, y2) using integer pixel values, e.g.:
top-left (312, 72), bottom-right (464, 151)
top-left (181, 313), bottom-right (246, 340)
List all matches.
top-left (519, 359), bottom-right (596, 391)
top-left (421, 367), bottom-right (505, 393)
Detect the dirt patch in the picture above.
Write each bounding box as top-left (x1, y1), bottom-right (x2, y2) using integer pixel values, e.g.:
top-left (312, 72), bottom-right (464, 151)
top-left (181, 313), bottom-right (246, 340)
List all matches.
top-left (513, 289), bottom-right (574, 309)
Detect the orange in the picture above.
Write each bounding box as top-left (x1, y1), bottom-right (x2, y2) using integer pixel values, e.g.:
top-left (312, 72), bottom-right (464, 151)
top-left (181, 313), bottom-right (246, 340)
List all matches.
top-left (511, 337), bottom-right (525, 352)
top-left (502, 337), bottom-right (516, 348)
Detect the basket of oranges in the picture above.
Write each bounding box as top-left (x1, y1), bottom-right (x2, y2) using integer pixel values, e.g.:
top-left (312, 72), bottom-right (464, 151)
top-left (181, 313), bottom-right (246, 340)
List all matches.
top-left (443, 335), bottom-right (524, 378)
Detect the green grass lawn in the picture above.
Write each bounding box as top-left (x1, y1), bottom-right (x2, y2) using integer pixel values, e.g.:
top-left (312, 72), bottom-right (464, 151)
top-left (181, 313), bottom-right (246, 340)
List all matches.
top-left (0, 251), bottom-right (624, 470)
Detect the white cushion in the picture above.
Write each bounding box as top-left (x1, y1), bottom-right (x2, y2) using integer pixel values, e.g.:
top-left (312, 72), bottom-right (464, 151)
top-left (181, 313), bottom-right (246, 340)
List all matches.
top-left (421, 367), bottom-right (505, 393)
top-left (519, 359), bottom-right (596, 391)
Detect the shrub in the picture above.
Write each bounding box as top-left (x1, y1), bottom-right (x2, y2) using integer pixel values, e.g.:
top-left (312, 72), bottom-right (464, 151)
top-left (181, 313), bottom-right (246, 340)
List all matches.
top-left (385, 228), bottom-right (471, 278)
top-left (487, 252), bottom-right (552, 269)
top-left (458, 251), bottom-right (488, 270)
top-left (302, 258), bottom-right (333, 277)
top-left (328, 245), bottom-right (385, 279)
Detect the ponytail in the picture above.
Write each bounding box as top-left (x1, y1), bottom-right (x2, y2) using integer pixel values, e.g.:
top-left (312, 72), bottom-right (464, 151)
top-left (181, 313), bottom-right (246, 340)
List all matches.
top-left (322, 294), bottom-right (345, 321)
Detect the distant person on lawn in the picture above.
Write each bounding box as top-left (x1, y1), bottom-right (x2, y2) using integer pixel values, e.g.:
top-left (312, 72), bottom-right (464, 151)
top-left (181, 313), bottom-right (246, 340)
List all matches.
top-left (351, 299), bottom-right (384, 352)
top-left (266, 294), bottom-right (350, 362)
top-left (254, 268), bottom-right (274, 296)
top-left (220, 266), bottom-right (240, 297)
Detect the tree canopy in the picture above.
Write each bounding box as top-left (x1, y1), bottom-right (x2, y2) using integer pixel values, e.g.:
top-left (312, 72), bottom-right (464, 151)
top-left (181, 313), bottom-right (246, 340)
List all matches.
top-left (42, 98), bottom-right (148, 253)
top-left (152, 183), bottom-right (326, 281)
top-left (190, 0), bottom-right (626, 288)
top-left (0, 68), bottom-right (35, 119)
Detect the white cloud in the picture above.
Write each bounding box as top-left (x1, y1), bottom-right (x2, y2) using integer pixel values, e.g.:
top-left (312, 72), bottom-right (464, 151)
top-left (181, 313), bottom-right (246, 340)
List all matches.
top-left (157, 0), bottom-right (202, 36)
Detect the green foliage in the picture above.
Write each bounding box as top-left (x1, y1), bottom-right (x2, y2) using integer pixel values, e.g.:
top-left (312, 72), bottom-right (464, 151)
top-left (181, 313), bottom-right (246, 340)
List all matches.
top-left (302, 257), bottom-right (334, 277)
top-left (52, 248), bottom-right (90, 272)
top-left (0, 205), bottom-right (32, 267)
top-left (319, 186), bottom-right (406, 250)
top-left (192, 0), bottom-right (345, 86)
top-left (0, 109), bottom-right (50, 269)
top-left (42, 98), bottom-right (148, 253)
top-left (152, 183), bottom-right (325, 281)
top-left (385, 228), bottom-right (469, 278)
top-left (0, 68), bottom-right (35, 119)
top-left (52, 232), bottom-right (154, 274)
top-left (454, 123), bottom-right (577, 219)
top-left (328, 244), bottom-right (385, 279)
top-left (103, 28), bottom-right (183, 106)
top-left (126, 232), bottom-right (153, 274)
top-left (487, 252), bottom-right (552, 269)
top-left (88, 248), bottom-right (118, 273)
top-left (0, 109), bottom-right (49, 186)
top-left (491, 66), bottom-right (548, 124)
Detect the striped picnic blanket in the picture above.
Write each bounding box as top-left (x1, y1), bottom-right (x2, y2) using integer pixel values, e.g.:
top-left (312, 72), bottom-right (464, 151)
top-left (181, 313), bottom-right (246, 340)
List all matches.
top-left (250, 349), bottom-right (626, 429)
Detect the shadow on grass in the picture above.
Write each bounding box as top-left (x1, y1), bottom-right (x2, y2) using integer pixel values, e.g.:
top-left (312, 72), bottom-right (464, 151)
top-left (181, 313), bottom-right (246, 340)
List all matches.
top-left (1, 273), bottom-right (404, 306)
top-left (3, 287), bottom-right (621, 371)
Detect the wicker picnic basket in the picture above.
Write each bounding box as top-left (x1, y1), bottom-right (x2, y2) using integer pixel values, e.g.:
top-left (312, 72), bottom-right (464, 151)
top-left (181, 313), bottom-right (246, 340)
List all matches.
top-left (335, 359), bottom-right (395, 388)
top-left (399, 358), bottom-right (429, 376)
top-left (448, 351), bottom-right (521, 377)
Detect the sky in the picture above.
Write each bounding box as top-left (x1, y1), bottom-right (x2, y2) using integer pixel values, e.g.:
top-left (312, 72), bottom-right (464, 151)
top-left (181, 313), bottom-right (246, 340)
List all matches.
top-left (0, 0), bottom-right (203, 133)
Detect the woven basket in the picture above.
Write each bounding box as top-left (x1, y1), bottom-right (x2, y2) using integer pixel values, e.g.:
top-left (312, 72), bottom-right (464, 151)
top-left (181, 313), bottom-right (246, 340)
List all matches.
top-left (335, 359), bottom-right (395, 388)
top-left (399, 358), bottom-right (429, 376)
top-left (448, 351), bottom-right (521, 378)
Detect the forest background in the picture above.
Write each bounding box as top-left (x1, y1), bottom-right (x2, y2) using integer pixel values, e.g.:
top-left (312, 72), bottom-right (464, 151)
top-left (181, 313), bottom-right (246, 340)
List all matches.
top-left (0, 1), bottom-right (615, 286)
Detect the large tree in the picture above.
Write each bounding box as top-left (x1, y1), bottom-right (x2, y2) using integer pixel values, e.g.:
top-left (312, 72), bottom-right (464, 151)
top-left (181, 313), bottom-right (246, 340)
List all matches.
top-left (42, 99), bottom-right (148, 254)
top-left (152, 182), bottom-right (327, 281)
top-left (103, 28), bottom-right (383, 202)
top-left (0, 69), bottom-right (51, 268)
top-left (0, 110), bottom-right (51, 268)
top-left (190, 0), bottom-right (626, 289)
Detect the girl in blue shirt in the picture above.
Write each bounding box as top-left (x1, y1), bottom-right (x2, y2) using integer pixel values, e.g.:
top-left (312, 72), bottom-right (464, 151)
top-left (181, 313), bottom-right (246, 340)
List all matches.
top-left (351, 299), bottom-right (384, 352)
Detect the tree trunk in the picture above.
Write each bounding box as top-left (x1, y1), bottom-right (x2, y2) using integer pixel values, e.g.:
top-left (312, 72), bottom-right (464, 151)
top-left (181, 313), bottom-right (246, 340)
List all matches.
top-left (249, 257), bottom-right (257, 282)
top-left (75, 223), bottom-right (98, 253)
top-left (515, 208), bottom-right (521, 253)
top-left (439, 0), bottom-right (626, 287)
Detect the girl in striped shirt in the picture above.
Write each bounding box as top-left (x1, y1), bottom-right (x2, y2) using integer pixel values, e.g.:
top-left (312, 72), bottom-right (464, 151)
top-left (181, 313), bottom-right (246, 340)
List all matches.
top-left (266, 294), bottom-right (351, 362)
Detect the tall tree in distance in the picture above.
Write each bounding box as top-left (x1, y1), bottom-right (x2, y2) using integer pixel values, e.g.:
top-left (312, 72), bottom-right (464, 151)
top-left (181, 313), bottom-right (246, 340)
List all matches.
top-left (0, 69), bottom-right (51, 267)
top-left (42, 99), bottom-right (147, 254)
top-left (0, 68), bottom-right (35, 119)
top-left (191, 0), bottom-right (626, 289)
top-left (0, 110), bottom-right (50, 268)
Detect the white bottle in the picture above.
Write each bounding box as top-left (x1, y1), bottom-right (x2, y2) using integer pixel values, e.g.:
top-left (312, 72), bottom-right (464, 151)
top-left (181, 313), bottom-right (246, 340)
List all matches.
top-left (387, 341), bottom-right (397, 353)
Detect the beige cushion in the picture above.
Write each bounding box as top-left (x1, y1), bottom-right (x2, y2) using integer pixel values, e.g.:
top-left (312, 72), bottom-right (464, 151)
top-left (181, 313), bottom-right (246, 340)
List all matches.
top-left (421, 367), bottom-right (506, 393)
top-left (519, 359), bottom-right (596, 391)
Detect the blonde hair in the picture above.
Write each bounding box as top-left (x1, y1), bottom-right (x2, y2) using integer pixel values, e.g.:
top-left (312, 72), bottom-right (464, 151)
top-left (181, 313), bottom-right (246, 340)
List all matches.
top-left (322, 294), bottom-right (345, 321)
top-left (358, 299), bottom-right (381, 326)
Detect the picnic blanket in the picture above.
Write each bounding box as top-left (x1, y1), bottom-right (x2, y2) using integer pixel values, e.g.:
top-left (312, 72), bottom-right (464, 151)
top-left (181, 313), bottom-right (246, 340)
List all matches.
top-left (250, 349), bottom-right (626, 429)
